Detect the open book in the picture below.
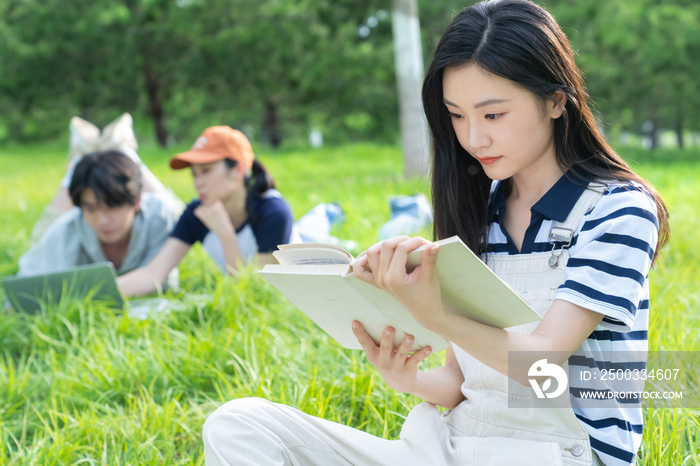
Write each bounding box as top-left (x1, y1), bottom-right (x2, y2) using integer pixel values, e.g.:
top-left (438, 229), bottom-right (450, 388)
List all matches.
top-left (259, 236), bottom-right (541, 352)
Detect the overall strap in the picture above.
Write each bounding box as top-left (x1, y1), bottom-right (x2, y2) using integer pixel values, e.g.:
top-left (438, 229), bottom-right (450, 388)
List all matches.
top-left (548, 180), bottom-right (606, 268)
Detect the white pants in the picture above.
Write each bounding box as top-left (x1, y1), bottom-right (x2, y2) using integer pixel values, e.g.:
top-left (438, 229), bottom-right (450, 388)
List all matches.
top-left (203, 398), bottom-right (606, 466)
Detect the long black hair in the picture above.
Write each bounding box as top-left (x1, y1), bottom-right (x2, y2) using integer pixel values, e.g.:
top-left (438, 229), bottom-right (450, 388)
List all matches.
top-left (422, 0), bottom-right (669, 265)
top-left (223, 158), bottom-right (275, 225)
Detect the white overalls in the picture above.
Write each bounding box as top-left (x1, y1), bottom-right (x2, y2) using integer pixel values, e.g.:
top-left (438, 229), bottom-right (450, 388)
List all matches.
top-left (203, 184), bottom-right (608, 466)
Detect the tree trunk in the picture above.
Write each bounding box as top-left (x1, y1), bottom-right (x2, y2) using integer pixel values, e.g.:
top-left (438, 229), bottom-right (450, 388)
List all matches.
top-left (392, 0), bottom-right (430, 179)
top-left (263, 100), bottom-right (282, 148)
top-left (650, 119), bottom-right (658, 150)
top-left (676, 118), bottom-right (684, 149)
top-left (145, 65), bottom-right (169, 147)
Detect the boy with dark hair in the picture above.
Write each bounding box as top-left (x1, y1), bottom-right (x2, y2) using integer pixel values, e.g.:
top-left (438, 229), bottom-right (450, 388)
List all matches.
top-left (18, 151), bottom-right (179, 283)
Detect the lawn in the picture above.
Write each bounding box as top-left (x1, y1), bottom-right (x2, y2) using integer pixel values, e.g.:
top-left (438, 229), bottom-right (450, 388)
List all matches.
top-left (0, 141), bottom-right (698, 465)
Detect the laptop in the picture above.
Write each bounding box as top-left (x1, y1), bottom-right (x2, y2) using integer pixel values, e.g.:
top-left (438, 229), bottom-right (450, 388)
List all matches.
top-left (1, 262), bottom-right (125, 313)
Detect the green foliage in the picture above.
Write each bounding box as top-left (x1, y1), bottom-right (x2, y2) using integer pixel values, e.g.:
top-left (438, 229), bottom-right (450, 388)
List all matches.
top-left (1, 142), bottom-right (699, 464)
top-left (547, 0), bottom-right (700, 136)
top-left (1, 1), bottom-right (697, 147)
top-left (0, 0), bottom-right (399, 145)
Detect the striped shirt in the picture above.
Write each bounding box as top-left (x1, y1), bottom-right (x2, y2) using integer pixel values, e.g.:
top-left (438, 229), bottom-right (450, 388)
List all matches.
top-left (486, 173), bottom-right (658, 466)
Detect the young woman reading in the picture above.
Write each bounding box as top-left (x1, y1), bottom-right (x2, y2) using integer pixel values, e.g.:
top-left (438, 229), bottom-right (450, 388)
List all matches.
top-left (202, 2), bottom-right (668, 465)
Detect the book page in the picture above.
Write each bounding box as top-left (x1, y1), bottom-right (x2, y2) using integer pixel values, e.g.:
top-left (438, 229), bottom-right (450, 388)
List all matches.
top-left (272, 245), bottom-right (353, 266)
top-left (278, 242), bottom-right (352, 254)
top-left (260, 264), bottom-right (351, 275)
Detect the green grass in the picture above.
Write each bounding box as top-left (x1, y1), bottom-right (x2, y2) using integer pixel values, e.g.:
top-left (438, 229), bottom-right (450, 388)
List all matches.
top-left (0, 142), bottom-right (698, 465)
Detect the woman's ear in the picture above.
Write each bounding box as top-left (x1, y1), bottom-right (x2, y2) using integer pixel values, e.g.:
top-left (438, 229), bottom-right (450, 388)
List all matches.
top-left (223, 160), bottom-right (245, 181)
top-left (134, 193), bottom-right (142, 213)
top-left (236, 161), bottom-right (247, 180)
top-left (549, 90), bottom-right (567, 119)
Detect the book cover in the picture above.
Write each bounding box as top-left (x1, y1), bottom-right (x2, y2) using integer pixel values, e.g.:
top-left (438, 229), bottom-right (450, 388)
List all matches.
top-left (259, 236), bottom-right (541, 351)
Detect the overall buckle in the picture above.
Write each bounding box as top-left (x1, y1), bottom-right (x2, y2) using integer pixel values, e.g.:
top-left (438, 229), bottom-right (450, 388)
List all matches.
top-left (548, 227), bottom-right (573, 268)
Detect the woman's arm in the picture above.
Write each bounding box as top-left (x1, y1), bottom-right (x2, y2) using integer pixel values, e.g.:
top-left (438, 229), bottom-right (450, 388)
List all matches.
top-left (408, 345), bottom-right (466, 408)
top-left (352, 322), bottom-right (465, 409)
top-left (201, 221), bottom-right (280, 273)
top-left (255, 253), bottom-right (277, 267)
top-left (117, 237), bottom-right (190, 297)
top-left (353, 236), bottom-right (604, 387)
top-left (217, 229), bottom-right (244, 273)
top-left (429, 299), bottom-right (603, 386)
top-left (192, 201), bottom-right (246, 273)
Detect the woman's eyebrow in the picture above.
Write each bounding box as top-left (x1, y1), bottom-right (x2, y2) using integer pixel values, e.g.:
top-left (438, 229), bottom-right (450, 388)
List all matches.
top-left (443, 98), bottom-right (511, 109)
top-left (474, 98), bottom-right (510, 109)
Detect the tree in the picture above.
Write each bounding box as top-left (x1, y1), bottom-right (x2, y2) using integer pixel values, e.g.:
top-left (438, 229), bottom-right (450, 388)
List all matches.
top-left (391, 0), bottom-right (429, 178)
top-left (0, 0), bottom-right (400, 146)
top-left (549, 0), bottom-right (700, 148)
top-left (1, 0), bottom-right (698, 151)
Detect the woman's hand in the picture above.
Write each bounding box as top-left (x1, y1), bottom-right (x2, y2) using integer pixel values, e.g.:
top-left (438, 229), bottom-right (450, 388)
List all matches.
top-left (351, 321), bottom-right (432, 394)
top-left (352, 235), bottom-right (412, 287)
top-left (352, 236), bottom-right (448, 329)
top-left (194, 201), bottom-right (235, 238)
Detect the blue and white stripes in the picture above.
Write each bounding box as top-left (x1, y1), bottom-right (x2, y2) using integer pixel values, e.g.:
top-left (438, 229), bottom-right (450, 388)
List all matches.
top-left (487, 176), bottom-right (658, 466)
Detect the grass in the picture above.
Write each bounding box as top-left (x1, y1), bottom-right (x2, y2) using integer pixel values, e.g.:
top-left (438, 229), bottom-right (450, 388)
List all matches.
top-left (0, 141), bottom-right (699, 465)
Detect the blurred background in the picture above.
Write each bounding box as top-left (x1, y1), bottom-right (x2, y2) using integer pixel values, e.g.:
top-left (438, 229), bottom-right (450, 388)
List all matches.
top-left (0, 0), bottom-right (698, 151)
top-left (1, 3), bottom-right (699, 464)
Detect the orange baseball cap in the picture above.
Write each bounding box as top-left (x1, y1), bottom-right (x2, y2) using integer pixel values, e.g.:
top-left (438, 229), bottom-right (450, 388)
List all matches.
top-left (169, 126), bottom-right (254, 170)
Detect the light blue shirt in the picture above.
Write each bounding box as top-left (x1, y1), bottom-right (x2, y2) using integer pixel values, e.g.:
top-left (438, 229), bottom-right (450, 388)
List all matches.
top-left (18, 192), bottom-right (178, 279)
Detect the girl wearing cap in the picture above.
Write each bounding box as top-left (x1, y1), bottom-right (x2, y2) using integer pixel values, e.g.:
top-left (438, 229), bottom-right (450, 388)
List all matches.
top-left (117, 126), bottom-right (294, 297)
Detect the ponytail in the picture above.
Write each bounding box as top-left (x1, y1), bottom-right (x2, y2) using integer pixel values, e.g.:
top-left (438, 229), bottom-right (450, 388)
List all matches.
top-left (224, 158), bottom-right (275, 225)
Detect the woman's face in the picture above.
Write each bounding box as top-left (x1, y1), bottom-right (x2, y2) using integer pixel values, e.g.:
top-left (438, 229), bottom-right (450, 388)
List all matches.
top-left (442, 63), bottom-right (564, 183)
top-left (190, 160), bottom-right (241, 205)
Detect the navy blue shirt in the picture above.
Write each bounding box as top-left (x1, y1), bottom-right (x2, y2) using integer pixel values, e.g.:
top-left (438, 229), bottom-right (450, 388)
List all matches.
top-left (171, 190), bottom-right (294, 254)
top-left (486, 171), bottom-right (594, 254)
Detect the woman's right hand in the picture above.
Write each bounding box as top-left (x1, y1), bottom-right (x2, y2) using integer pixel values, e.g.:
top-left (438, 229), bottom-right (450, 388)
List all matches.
top-left (193, 200), bottom-right (235, 238)
top-left (351, 320), bottom-right (432, 394)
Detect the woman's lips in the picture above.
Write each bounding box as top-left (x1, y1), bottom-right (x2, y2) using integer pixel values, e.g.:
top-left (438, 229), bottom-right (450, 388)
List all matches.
top-left (478, 156), bottom-right (502, 165)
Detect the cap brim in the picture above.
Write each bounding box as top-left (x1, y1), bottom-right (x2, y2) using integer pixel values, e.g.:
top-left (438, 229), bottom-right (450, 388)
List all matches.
top-left (169, 150), bottom-right (227, 169)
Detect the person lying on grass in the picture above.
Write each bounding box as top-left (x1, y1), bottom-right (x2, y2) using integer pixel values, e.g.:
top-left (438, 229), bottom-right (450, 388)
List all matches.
top-left (29, 113), bottom-right (184, 243)
top-left (117, 126), bottom-right (295, 297)
top-left (19, 150), bottom-right (180, 289)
